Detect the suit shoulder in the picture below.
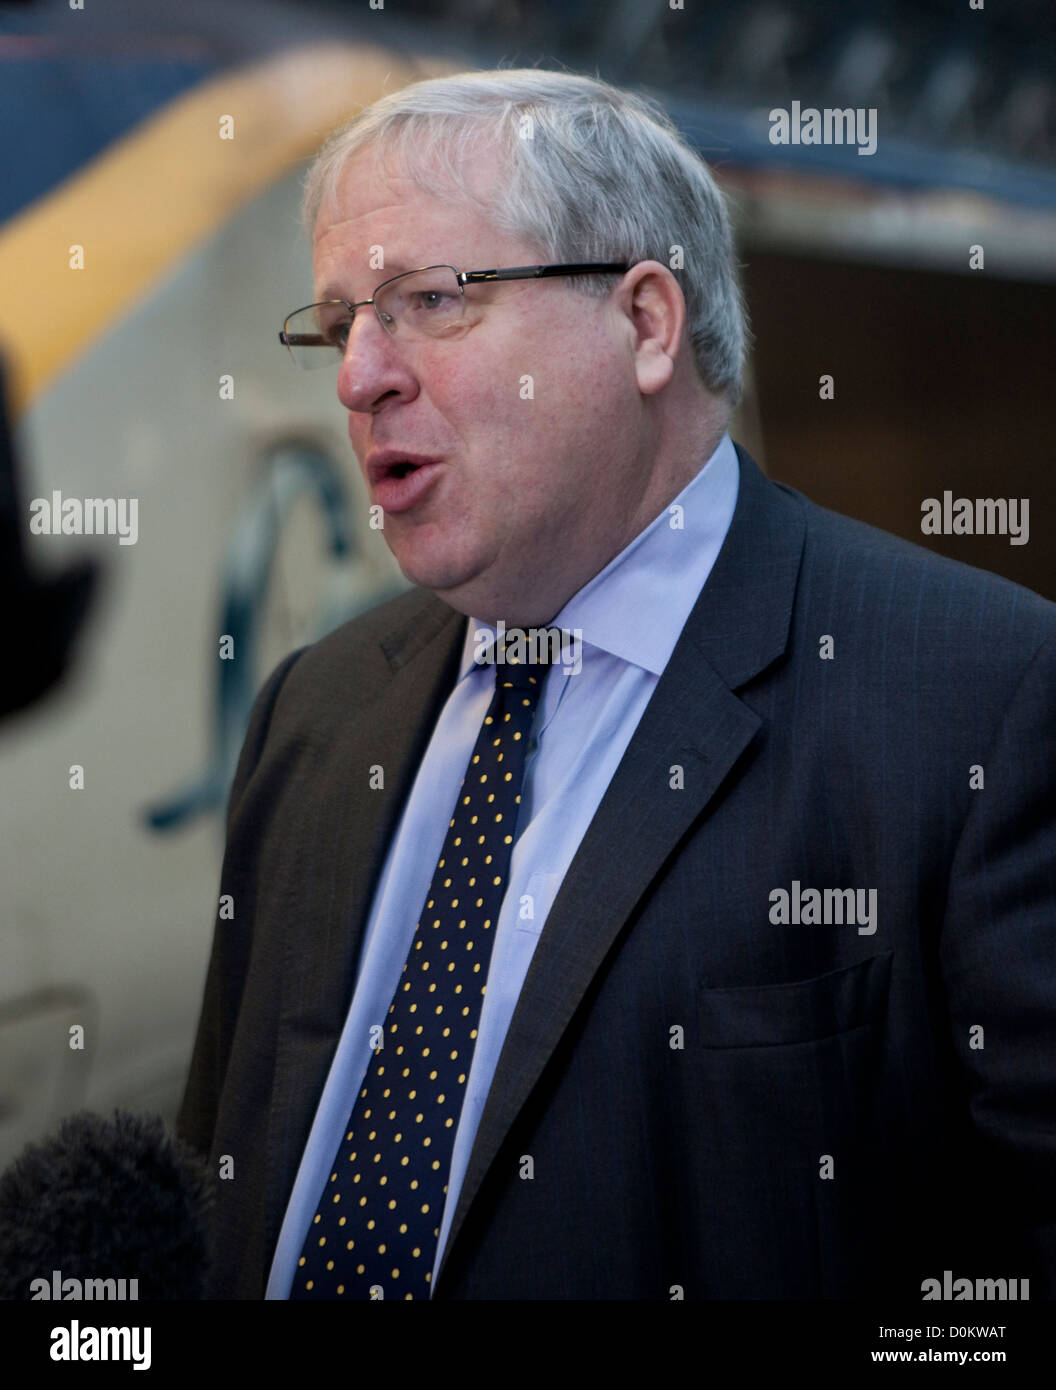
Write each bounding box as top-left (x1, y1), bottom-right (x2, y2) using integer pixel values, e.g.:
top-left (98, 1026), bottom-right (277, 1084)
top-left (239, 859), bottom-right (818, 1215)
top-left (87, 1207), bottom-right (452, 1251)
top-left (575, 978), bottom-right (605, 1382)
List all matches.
top-left (272, 586), bottom-right (463, 710)
top-left (776, 479), bottom-right (1056, 656)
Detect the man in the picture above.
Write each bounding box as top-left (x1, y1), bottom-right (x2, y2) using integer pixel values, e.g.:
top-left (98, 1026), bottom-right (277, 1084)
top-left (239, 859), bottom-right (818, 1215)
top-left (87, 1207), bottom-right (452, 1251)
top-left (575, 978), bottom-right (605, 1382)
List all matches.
top-left (178, 68), bottom-right (1056, 1300)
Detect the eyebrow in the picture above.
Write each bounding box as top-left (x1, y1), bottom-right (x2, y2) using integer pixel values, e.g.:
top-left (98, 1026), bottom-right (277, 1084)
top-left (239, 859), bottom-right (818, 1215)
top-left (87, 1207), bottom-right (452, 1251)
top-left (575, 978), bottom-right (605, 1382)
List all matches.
top-left (315, 262), bottom-right (424, 302)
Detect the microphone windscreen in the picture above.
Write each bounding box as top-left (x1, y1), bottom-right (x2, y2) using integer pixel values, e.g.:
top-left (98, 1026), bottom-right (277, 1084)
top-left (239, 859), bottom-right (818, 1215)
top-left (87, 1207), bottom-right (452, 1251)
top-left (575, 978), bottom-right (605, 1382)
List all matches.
top-left (0, 1109), bottom-right (214, 1300)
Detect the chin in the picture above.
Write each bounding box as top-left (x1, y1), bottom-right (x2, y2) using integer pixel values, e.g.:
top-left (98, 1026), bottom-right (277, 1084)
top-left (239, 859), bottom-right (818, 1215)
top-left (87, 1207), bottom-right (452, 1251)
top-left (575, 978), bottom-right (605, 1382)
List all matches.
top-left (393, 551), bottom-right (476, 601)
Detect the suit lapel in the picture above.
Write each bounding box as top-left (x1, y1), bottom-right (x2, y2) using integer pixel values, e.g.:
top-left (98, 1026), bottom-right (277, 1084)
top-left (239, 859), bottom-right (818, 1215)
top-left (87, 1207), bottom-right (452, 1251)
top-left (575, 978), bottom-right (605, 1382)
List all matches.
top-left (264, 591), bottom-right (466, 1265)
top-left (435, 444), bottom-right (807, 1288)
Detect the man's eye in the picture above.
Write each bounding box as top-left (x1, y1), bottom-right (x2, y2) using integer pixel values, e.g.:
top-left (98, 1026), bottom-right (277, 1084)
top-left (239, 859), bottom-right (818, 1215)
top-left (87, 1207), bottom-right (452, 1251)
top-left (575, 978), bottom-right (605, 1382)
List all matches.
top-left (410, 291), bottom-right (457, 312)
top-left (322, 319), bottom-right (352, 348)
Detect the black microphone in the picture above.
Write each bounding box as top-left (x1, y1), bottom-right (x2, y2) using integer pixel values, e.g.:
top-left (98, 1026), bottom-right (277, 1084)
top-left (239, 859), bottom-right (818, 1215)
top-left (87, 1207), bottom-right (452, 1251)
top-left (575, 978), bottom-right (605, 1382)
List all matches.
top-left (0, 1110), bottom-right (214, 1300)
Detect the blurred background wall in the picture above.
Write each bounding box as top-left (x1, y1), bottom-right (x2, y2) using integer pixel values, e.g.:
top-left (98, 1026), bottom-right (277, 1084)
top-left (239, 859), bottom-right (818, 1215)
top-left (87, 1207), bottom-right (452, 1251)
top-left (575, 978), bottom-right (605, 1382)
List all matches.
top-left (1, 0), bottom-right (1053, 1167)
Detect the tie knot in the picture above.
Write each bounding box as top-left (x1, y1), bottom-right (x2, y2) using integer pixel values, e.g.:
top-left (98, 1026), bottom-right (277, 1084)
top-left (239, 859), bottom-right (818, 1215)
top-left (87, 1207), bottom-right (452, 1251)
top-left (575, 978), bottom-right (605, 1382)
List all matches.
top-left (485, 625), bottom-right (561, 694)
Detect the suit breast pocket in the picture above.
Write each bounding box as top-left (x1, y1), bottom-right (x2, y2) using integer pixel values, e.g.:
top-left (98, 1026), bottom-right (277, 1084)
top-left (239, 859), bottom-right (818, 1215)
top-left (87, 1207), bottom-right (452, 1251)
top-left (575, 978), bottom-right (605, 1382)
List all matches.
top-left (696, 951), bottom-right (893, 1048)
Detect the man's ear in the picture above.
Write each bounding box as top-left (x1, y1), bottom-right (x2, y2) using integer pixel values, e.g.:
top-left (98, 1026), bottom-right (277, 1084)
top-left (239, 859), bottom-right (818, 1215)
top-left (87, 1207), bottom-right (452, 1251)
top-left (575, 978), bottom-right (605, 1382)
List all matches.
top-left (615, 261), bottom-right (686, 395)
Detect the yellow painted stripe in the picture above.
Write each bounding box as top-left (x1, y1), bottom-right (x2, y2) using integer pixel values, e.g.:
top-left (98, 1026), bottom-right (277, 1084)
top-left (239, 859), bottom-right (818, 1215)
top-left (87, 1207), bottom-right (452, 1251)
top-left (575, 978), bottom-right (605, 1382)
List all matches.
top-left (0, 43), bottom-right (456, 413)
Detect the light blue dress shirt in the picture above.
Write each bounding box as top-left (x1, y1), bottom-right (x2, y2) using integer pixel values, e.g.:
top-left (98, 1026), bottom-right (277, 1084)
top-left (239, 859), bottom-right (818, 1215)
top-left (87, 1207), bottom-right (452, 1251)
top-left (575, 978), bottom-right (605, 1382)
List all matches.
top-left (266, 431), bottom-right (739, 1297)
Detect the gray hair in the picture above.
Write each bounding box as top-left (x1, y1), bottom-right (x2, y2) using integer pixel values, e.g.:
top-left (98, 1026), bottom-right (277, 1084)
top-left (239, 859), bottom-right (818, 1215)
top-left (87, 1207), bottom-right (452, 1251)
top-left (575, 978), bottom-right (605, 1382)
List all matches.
top-left (302, 68), bottom-right (749, 404)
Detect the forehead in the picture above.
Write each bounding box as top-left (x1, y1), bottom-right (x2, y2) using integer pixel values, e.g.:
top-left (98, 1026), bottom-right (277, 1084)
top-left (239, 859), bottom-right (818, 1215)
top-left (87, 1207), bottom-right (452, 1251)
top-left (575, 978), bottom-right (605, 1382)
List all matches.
top-left (311, 138), bottom-right (521, 287)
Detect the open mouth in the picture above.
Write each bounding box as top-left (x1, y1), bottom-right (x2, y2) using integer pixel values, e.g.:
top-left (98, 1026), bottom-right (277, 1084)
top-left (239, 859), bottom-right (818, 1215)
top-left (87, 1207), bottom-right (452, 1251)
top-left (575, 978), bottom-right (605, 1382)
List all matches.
top-left (365, 453), bottom-right (443, 503)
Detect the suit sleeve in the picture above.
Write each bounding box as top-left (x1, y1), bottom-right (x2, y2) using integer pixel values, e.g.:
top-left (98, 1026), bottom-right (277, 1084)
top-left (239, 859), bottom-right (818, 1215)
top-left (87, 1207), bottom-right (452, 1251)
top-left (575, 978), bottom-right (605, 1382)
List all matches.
top-left (175, 645), bottom-right (306, 1159)
top-left (940, 636), bottom-right (1056, 1294)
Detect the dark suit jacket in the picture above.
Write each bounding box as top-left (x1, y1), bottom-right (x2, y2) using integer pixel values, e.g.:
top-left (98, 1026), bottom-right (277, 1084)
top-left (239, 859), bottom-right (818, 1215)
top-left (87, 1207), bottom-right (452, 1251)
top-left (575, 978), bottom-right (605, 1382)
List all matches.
top-left (177, 443), bottom-right (1056, 1299)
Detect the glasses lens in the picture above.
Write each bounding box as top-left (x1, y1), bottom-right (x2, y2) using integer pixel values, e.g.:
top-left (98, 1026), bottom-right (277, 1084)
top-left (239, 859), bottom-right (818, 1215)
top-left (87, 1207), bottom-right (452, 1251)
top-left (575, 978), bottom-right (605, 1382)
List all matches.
top-left (375, 266), bottom-right (464, 339)
top-left (282, 303), bottom-right (351, 370)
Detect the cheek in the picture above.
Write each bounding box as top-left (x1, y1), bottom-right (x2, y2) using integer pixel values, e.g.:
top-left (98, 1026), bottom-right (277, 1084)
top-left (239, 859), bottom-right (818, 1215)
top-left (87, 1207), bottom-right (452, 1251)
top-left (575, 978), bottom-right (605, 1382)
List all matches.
top-left (422, 346), bottom-right (528, 447)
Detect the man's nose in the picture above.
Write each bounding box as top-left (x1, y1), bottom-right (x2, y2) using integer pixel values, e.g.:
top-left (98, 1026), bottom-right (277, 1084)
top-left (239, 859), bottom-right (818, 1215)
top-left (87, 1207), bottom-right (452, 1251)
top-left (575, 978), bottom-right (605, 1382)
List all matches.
top-left (336, 310), bottom-right (413, 412)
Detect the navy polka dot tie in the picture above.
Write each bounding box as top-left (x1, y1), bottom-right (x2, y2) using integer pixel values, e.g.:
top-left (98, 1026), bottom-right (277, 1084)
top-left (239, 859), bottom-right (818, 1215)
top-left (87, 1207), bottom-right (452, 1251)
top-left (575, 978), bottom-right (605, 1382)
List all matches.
top-left (291, 637), bottom-right (551, 1299)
